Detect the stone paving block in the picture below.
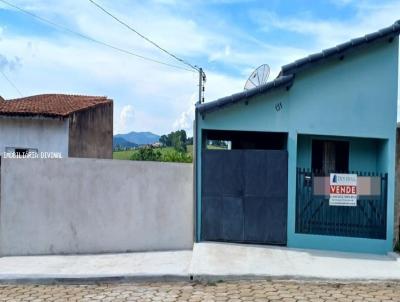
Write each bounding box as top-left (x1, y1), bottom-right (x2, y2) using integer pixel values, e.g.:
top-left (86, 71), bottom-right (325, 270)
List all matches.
top-left (0, 280), bottom-right (400, 301)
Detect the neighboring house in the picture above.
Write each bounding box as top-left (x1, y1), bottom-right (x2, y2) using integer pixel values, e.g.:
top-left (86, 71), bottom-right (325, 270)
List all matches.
top-left (0, 94), bottom-right (113, 159)
top-left (195, 21), bottom-right (400, 254)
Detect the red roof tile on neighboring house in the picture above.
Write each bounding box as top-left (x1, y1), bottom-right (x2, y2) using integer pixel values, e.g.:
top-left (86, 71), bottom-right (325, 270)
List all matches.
top-left (0, 94), bottom-right (112, 118)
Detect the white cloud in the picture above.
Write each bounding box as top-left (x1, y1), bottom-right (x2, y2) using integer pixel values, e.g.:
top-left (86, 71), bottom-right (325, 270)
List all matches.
top-left (259, 12), bottom-right (350, 47)
top-left (0, 0), bottom-right (242, 135)
top-left (0, 26), bottom-right (200, 133)
top-left (173, 93), bottom-right (196, 134)
top-left (329, 0), bottom-right (355, 6)
top-left (118, 105), bottom-right (134, 134)
top-left (171, 70), bottom-right (245, 135)
top-left (254, 1), bottom-right (400, 50)
top-left (0, 54), bottom-right (21, 71)
top-left (2, 0), bottom-right (399, 134)
top-left (209, 45), bottom-right (232, 62)
top-left (204, 71), bottom-right (244, 101)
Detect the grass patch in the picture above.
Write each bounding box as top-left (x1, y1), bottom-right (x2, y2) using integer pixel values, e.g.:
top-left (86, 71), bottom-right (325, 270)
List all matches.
top-left (113, 150), bottom-right (137, 160)
top-left (113, 146), bottom-right (193, 163)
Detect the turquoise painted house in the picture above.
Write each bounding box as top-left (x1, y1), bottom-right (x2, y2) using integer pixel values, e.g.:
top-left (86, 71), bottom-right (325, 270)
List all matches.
top-left (195, 21), bottom-right (400, 254)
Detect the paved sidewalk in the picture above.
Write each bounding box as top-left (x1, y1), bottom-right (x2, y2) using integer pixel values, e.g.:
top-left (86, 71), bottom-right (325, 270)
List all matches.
top-left (0, 243), bottom-right (400, 283)
top-left (1, 280), bottom-right (400, 301)
top-left (0, 250), bottom-right (192, 282)
top-left (189, 243), bottom-right (400, 281)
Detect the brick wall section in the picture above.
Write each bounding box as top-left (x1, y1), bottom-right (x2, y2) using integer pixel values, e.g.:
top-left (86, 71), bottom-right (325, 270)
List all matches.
top-left (68, 102), bottom-right (113, 159)
top-left (395, 128), bottom-right (400, 246)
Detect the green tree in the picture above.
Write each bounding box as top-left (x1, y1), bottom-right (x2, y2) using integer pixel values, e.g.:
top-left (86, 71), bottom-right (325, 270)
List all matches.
top-left (159, 130), bottom-right (188, 152)
top-left (186, 137), bottom-right (193, 145)
top-left (171, 130), bottom-right (186, 152)
top-left (159, 135), bottom-right (169, 147)
top-left (130, 146), bottom-right (161, 161)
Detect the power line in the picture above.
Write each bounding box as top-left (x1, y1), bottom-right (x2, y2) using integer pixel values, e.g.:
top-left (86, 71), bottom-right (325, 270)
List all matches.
top-left (88, 0), bottom-right (206, 103)
top-left (0, 69), bottom-right (23, 97)
top-left (0, 0), bottom-right (194, 72)
top-left (88, 0), bottom-right (199, 72)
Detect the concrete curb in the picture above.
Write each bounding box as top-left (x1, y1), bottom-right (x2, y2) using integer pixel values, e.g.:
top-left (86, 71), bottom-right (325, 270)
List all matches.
top-left (1, 273), bottom-right (400, 285)
top-left (0, 275), bottom-right (191, 285)
top-left (190, 274), bottom-right (400, 283)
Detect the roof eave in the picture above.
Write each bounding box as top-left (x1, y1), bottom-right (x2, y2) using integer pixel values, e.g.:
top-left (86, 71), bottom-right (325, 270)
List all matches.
top-left (0, 99), bottom-right (113, 118)
top-left (196, 74), bottom-right (294, 115)
top-left (0, 112), bottom-right (68, 119)
top-left (280, 21), bottom-right (400, 76)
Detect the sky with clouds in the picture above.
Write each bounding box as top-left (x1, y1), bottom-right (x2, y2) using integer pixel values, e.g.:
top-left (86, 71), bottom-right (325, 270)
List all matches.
top-left (0, 0), bottom-right (399, 135)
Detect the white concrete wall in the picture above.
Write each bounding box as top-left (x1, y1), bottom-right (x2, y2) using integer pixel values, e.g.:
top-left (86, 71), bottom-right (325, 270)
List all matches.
top-left (0, 158), bottom-right (194, 256)
top-left (0, 117), bottom-right (69, 158)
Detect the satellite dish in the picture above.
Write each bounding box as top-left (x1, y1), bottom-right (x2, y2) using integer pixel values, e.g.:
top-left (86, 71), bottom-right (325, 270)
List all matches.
top-left (244, 64), bottom-right (270, 90)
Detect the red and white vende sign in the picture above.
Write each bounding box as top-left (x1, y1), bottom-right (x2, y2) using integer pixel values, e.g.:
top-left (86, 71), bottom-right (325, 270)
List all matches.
top-left (329, 173), bottom-right (357, 206)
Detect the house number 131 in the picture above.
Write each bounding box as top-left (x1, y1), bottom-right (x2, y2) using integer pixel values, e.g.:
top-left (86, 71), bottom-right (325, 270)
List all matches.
top-left (275, 102), bottom-right (283, 111)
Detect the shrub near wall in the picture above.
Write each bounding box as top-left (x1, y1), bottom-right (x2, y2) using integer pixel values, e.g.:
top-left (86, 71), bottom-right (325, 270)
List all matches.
top-left (129, 146), bottom-right (192, 163)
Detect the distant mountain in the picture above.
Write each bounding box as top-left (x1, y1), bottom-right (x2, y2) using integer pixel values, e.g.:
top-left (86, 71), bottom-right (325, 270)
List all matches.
top-left (113, 137), bottom-right (138, 150)
top-left (114, 131), bottom-right (160, 146)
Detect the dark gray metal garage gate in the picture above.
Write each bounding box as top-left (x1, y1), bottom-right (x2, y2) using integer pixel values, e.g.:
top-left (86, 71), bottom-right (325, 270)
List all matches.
top-left (201, 149), bottom-right (288, 244)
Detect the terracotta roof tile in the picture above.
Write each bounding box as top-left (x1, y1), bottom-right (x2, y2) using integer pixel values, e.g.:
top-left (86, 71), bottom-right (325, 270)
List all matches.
top-left (0, 94), bottom-right (112, 118)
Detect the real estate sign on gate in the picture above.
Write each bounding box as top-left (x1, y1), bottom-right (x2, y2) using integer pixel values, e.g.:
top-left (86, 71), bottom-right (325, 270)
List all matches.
top-left (329, 173), bottom-right (357, 206)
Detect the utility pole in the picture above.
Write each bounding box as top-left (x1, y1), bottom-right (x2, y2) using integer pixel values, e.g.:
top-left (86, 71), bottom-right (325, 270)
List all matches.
top-left (198, 68), bottom-right (206, 104)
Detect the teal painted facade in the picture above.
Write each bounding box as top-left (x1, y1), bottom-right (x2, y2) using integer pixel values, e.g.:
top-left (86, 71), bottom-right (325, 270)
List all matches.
top-left (195, 37), bottom-right (399, 254)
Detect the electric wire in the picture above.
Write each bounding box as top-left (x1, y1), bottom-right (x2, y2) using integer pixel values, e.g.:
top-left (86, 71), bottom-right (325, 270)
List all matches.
top-left (0, 0), bottom-right (195, 72)
top-left (88, 0), bottom-right (199, 72)
top-left (0, 69), bottom-right (23, 97)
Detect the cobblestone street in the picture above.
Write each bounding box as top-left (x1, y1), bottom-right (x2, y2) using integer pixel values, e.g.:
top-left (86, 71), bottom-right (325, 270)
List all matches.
top-left (0, 280), bottom-right (399, 301)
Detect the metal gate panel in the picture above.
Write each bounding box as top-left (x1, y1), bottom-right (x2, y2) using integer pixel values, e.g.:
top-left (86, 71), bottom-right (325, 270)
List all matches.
top-left (201, 196), bottom-right (222, 240)
top-left (243, 196), bottom-right (269, 242)
top-left (222, 150), bottom-right (244, 197)
top-left (243, 197), bottom-right (287, 244)
top-left (202, 151), bottom-right (224, 196)
top-left (201, 149), bottom-right (288, 245)
top-left (221, 196), bottom-right (244, 241)
top-left (244, 151), bottom-right (269, 196)
top-left (201, 151), bottom-right (224, 241)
